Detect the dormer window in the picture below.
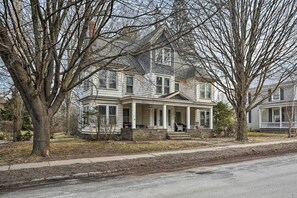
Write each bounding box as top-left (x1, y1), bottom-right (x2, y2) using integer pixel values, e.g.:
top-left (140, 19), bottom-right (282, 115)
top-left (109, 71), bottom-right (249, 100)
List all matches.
top-left (155, 47), bottom-right (171, 66)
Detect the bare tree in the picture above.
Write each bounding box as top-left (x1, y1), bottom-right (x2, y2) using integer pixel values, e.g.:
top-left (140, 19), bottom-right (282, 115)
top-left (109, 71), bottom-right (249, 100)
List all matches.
top-left (0, 0), bottom-right (173, 156)
top-left (185, 0), bottom-right (297, 141)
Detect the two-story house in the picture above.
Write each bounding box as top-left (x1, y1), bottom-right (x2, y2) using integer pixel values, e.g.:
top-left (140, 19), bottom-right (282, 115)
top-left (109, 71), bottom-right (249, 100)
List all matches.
top-left (248, 81), bottom-right (297, 132)
top-left (80, 25), bottom-right (216, 136)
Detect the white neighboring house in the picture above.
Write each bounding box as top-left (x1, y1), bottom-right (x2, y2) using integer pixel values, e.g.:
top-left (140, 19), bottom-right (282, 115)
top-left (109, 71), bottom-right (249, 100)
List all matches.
top-left (80, 25), bottom-right (216, 135)
top-left (248, 80), bottom-right (297, 132)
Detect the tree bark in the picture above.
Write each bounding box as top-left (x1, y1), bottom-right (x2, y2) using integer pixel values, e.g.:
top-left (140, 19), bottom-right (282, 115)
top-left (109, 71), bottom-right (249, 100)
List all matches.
top-left (236, 107), bottom-right (248, 141)
top-left (31, 108), bottom-right (51, 157)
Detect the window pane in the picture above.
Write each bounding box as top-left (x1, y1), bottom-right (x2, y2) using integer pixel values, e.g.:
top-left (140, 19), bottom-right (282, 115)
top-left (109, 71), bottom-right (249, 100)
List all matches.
top-left (99, 70), bottom-right (107, 88)
top-left (83, 80), bottom-right (90, 91)
top-left (99, 106), bottom-right (106, 116)
top-left (200, 111), bottom-right (205, 126)
top-left (156, 77), bottom-right (163, 94)
top-left (175, 83), bottom-right (179, 91)
top-left (127, 76), bottom-right (133, 85)
top-left (200, 83), bottom-right (205, 98)
top-left (206, 84), bottom-right (211, 99)
top-left (156, 77), bottom-right (162, 85)
top-left (155, 49), bottom-right (163, 63)
top-left (109, 106), bottom-right (116, 116)
top-left (109, 116), bottom-right (117, 124)
top-left (164, 78), bottom-right (170, 94)
top-left (164, 48), bottom-right (171, 65)
top-left (126, 77), bottom-right (133, 93)
top-left (109, 71), bottom-right (117, 89)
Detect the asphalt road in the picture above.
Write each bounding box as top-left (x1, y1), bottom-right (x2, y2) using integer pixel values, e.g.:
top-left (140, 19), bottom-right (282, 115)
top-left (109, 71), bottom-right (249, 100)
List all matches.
top-left (2, 154), bottom-right (297, 198)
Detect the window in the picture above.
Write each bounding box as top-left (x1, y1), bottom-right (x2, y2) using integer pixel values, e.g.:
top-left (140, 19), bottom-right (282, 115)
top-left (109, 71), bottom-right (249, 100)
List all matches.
top-left (98, 106), bottom-right (107, 124)
top-left (123, 109), bottom-right (129, 122)
top-left (98, 70), bottom-right (117, 89)
top-left (200, 83), bottom-right (212, 99)
top-left (200, 111), bottom-right (210, 128)
top-left (164, 78), bottom-right (170, 94)
top-left (156, 76), bottom-right (170, 94)
top-left (156, 77), bottom-right (163, 94)
top-left (175, 83), bottom-right (180, 92)
top-left (109, 106), bottom-right (117, 124)
top-left (99, 70), bottom-right (107, 88)
top-left (126, 76), bottom-right (133, 94)
top-left (269, 88), bottom-right (284, 101)
top-left (83, 105), bottom-right (89, 125)
top-left (155, 47), bottom-right (171, 66)
top-left (97, 105), bottom-right (117, 125)
top-left (83, 79), bottom-right (90, 91)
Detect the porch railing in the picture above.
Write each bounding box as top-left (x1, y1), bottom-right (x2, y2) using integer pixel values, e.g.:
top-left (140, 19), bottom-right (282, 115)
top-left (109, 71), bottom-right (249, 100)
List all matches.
top-left (261, 122), bottom-right (297, 128)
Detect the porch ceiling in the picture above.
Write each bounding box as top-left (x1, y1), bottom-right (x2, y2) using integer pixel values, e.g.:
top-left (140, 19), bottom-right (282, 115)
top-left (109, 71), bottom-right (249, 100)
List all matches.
top-left (259, 101), bottom-right (297, 108)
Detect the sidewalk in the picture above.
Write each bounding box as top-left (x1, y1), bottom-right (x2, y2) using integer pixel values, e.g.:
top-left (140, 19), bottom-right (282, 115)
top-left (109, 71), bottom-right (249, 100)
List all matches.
top-left (2, 139), bottom-right (297, 172)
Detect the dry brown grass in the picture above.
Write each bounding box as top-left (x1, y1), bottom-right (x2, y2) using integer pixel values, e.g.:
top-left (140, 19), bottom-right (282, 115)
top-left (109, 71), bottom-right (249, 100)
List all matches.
top-left (0, 132), bottom-right (294, 166)
top-left (0, 139), bottom-right (209, 166)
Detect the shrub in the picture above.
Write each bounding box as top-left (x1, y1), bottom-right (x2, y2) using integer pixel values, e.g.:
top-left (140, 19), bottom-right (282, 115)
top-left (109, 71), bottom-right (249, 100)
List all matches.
top-left (213, 102), bottom-right (236, 137)
top-left (0, 132), bottom-right (4, 140)
top-left (17, 131), bottom-right (33, 141)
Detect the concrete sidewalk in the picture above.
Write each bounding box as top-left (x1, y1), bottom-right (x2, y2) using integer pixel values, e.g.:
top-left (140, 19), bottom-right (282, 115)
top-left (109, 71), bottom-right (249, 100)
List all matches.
top-left (1, 140), bottom-right (297, 172)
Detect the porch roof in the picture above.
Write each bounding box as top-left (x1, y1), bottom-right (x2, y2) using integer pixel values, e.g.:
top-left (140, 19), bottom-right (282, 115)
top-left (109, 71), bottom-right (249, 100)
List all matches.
top-left (259, 100), bottom-right (297, 108)
top-left (120, 96), bottom-right (216, 108)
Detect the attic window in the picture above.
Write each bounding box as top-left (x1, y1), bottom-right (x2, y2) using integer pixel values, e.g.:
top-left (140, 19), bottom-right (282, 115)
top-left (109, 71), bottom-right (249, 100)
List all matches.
top-left (155, 47), bottom-right (171, 66)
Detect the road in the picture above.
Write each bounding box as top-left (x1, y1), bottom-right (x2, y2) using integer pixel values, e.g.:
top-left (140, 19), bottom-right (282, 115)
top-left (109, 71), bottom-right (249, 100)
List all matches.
top-left (2, 154), bottom-right (297, 198)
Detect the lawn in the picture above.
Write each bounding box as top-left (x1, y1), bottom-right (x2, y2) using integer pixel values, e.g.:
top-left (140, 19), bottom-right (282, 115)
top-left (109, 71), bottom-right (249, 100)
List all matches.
top-left (0, 132), bottom-right (293, 166)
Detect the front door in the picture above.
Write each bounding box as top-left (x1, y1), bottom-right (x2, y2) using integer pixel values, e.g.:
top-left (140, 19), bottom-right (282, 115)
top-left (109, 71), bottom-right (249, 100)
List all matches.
top-left (175, 112), bottom-right (181, 123)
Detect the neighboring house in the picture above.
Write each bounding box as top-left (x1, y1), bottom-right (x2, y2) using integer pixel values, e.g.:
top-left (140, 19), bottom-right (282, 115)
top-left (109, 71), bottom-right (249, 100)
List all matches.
top-left (80, 25), bottom-right (216, 135)
top-left (248, 81), bottom-right (297, 132)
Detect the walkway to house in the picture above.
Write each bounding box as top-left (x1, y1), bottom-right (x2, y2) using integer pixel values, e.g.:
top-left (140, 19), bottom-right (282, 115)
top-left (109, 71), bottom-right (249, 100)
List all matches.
top-left (1, 139), bottom-right (297, 172)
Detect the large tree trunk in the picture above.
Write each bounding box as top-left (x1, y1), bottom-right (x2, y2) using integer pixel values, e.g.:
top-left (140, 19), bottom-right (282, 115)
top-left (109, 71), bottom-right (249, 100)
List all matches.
top-left (236, 107), bottom-right (248, 141)
top-left (31, 108), bottom-right (51, 157)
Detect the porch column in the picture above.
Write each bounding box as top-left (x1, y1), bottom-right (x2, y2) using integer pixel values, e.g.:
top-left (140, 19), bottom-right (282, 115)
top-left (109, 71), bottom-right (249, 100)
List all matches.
top-left (132, 101), bottom-right (136, 129)
top-left (186, 106), bottom-right (191, 130)
top-left (209, 107), bottom-right (213, 129)
top-left (149, 108), bottom-right (154, 126)
top-left (163, 104), bottom-right (167, 129)
top-left (259, 108), bottom-right (262, 129)
top-left (279, 106), bottom-right (282, 128)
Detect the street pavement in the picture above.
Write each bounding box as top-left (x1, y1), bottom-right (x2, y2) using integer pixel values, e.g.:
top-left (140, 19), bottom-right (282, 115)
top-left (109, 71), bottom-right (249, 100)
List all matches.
top-left (2, 152), bottom-right (297, 197)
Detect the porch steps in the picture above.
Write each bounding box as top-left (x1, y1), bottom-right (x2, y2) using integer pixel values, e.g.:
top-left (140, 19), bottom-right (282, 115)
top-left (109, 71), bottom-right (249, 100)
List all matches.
top-left (167, 132), bottom-right (192, 140)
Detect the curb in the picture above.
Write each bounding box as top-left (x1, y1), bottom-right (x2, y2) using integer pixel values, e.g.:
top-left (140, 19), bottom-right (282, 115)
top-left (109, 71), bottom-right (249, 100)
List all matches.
top-left (0, 168), bottom-right (131, 189)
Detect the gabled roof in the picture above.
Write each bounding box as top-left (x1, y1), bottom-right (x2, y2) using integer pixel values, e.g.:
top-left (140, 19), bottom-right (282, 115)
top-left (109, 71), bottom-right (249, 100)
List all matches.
top-left (160, 91), bottom-right (190, 100)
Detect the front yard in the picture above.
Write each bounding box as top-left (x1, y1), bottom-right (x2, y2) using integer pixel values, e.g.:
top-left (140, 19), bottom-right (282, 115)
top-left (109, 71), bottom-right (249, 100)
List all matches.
top-left (0, 132), bottom-right (292, 166)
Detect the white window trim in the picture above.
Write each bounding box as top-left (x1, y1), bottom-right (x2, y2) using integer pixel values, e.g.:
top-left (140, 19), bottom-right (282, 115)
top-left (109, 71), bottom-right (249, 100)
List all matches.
top-left (98, 70), bottom-right (117, 90)
top-left (272, 108), bottom-right (280, 122)
top-left (126, 76), bottom-right (134, 94)
top-left (156, 76), bottom-right (171, 95)
top-left (96, 104), bottom-right (118, 125)
top-left (271, 88), bottom-right (281, 101)
top-left (82, 105), bottom-right (90, 125)
top-left (199, 82), bottom-right (212, 100)
top-left (200, 110), bottom-right (210, 127)
top-left (155, 47), bottom-right (172, 66)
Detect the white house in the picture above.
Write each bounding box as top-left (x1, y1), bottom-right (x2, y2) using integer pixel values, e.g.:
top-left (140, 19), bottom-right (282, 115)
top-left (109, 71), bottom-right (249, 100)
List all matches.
top-left (248, 80), bottom-right (297, 132)
top-left (80, 25), bottom-right (216, 136)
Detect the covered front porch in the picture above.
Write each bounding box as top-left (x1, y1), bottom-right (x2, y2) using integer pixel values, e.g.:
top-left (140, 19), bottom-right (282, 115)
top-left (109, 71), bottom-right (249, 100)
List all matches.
top-left (121, 96), bottom-right (214, 132)
top-left (259, 104), bottom-right (297, 130)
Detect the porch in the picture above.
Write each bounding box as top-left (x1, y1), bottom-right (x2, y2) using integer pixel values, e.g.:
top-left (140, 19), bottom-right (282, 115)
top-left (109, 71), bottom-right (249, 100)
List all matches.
top-left (121, 96), bottom-right (214, 132)
top-left (259, 105), bottom-right (297, 130)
